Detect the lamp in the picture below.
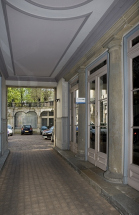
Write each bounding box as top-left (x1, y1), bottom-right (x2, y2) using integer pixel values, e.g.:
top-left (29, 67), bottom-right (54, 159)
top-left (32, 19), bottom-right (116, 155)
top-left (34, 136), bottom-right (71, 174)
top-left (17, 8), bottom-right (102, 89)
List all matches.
top-left (55, 99), bottom-right (60, 102)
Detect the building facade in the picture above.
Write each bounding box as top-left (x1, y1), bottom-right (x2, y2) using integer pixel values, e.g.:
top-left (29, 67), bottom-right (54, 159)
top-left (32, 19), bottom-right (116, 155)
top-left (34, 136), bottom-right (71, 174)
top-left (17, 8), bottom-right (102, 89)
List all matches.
top-left (7, 102), bottom-right (54, 133)
top-left (56, 2), bottom-right (139, 191)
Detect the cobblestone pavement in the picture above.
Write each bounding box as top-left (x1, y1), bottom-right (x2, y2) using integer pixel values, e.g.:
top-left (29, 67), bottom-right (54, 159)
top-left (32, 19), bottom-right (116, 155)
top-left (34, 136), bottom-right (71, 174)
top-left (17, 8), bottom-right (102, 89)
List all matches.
top-left (0, 134), bottom-right (120, 215)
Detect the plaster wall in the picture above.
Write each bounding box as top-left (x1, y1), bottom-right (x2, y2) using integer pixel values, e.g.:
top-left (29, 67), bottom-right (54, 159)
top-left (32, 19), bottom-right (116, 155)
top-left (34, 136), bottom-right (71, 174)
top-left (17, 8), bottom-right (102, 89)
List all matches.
top-left (1, 74), bottom-right (8, 155)
top-left (57, 78), bottom-right (68, 118)
top-left (56, 78), bottom-right (69, 149)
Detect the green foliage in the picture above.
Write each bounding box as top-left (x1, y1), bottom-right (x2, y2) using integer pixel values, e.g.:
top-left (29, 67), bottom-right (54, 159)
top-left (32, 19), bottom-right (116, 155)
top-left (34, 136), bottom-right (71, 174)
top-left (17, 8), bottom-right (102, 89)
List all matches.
top-left (7, 88), bottom-right (54, 103)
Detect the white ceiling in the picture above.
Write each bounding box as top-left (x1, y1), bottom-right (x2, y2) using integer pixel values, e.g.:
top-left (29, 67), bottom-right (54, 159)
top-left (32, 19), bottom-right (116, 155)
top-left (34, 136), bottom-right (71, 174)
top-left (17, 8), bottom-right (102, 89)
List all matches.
top-left (0, 0), bottom-right (136, 85)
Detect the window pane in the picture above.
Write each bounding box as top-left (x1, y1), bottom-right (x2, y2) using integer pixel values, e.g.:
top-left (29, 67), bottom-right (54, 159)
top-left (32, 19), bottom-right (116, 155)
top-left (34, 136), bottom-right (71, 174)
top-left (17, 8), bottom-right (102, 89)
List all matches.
top-left (100, 100), bottom-right (107, 126)
top-left (42, 118), bottom-right (47, 126)
top-left (76, 125), bottom-right (78, 144)
top-left (133, 90), bottom-right (139, 126)
top-left (132, 35), bottom-right (139, 47)
top-left (71, 92), bottom-right (73, 142)
top-left (49, 118), bottom-right (54, 127)
top-left (99, 126), bottom-right (107, 153)
top-left (75, 90), bottom-right (79, 108)
top-left (90, 80), bottom-right (95, 101)
top-left (90, 60), bottom-right (107, 75)
top-left (133, 56), bottom-right (139, 89)
top-left (90, 124), bottom-right (95, 149)
top-left (49, 111), bottom-right (54, 116)
top-left (41, 111), bottom-right (48, 116)
top-left (76, 89), bottom-right (79, 98)
top-left (75, 90), bottom-right (79, 144)
top-left (133, 129), bottom-right (139, 166)
top-left (100, 74), bottom-right (107, 99)
top-left (90, 103), bottom-right (95, 125)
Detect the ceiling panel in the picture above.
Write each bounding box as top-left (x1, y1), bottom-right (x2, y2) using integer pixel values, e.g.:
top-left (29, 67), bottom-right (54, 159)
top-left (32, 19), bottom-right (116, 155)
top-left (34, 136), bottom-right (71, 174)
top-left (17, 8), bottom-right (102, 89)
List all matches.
top-left (26, 0), bottom-right (92, 9)
top-left (6, 5), bottom-right (86, 78)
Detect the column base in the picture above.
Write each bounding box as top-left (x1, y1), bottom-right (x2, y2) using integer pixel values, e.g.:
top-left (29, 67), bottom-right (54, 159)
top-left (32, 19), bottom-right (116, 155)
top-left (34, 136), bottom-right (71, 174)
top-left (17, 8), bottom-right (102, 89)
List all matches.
top-left (104, 170), bottom-right (123, 184)
top-left (75, 150), bottom-right (85, 160)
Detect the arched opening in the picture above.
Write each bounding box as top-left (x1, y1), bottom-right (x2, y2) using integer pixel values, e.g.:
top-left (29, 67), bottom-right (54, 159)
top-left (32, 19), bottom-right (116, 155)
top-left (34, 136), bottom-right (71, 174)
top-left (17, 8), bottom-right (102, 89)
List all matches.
top-left (15, 111), bottom-right (37, 129)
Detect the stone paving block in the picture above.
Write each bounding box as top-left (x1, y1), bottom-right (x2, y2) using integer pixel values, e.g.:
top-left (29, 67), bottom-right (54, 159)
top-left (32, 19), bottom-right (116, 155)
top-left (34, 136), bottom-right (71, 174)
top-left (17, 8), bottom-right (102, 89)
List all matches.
top-left (0, 135), bottom-right (120, 215)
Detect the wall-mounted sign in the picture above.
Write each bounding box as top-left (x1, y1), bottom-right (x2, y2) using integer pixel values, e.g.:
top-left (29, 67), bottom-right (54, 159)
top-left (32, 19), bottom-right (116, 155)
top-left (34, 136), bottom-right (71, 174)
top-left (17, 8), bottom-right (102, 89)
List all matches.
top-left (76, 98), bottom-right (85, 104)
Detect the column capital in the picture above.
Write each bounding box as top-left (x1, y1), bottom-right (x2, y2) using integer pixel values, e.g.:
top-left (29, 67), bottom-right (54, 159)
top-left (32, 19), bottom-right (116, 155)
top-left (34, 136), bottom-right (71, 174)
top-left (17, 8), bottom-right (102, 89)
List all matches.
top-left (78, 66), bottom-right (86, 74)
top-left (108, 38), bottom-right (122, 51)
top-left (103, 36), bottom-right (122, 51)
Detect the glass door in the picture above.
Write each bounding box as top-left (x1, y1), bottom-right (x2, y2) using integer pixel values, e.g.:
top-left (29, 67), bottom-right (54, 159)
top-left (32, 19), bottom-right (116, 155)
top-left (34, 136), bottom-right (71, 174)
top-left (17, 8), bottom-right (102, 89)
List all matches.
top-left (70, 84), bottom-right (79, 152)
top-left (75, 90), bottom-right (79, 144)
top-left (88, 68), bottom-right (107, 171)
top-left (128, 54), bottom-right (139, 191)
top-left (127, 30), bottom-right (139, 191)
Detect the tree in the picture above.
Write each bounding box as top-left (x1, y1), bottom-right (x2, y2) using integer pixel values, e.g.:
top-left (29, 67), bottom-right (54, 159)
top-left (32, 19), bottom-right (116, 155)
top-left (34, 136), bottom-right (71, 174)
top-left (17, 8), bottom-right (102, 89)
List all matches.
top-left (7, 87), bottom-right (54, 103)
top-left (7, 88), bottom-right (26, 103)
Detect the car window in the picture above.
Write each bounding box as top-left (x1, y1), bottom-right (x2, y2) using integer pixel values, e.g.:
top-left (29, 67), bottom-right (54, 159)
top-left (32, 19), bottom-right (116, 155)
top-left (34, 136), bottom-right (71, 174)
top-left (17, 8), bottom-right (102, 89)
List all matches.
top-left (23, 125), bottom-right (31, 128)
top-left (41, 126), bottom-right (47, 129)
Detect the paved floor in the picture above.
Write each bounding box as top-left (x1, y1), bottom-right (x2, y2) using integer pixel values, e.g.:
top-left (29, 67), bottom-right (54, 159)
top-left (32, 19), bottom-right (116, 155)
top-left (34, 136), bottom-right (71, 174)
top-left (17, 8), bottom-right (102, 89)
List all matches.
top-left (0, 134), bottom-right (119, 215)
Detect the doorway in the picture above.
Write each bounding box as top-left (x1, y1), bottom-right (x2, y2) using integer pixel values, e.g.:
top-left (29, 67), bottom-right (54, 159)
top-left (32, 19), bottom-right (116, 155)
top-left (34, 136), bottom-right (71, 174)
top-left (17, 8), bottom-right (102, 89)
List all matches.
top-left (127, 29), bottom-right (139, 191)
top-left (88, 63), bottom-right (107, 171)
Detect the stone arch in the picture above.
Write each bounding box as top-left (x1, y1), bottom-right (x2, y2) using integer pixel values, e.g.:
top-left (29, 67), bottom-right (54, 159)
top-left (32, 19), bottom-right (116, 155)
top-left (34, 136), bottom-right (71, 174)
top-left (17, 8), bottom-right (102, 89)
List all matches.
top-left (15, 111), bottom-right (37, 128)
top-left (40, 111), bottom-right (48, 116)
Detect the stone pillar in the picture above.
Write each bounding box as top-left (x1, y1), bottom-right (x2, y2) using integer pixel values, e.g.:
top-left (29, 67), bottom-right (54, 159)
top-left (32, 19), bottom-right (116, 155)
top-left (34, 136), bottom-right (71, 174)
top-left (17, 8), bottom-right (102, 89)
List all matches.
top-left (104, 37), bottom-right (124, 183)
top-left (76, 66), bottom-right (86, 160)
top-left (37, 111), bottom-right (41, 133)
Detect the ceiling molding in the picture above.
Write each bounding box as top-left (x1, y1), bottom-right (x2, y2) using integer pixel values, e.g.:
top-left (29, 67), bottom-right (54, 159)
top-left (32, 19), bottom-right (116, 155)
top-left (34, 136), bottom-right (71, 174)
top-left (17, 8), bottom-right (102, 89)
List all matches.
top-left (49, 14), bottom-right (91, 77)
top-left (5, 0), bottom-right (92, 20)
top-left (0, 48), bottom-right (9, 79)
top-left (6, 80), bottom-right (57, 87)
top-left (25, 0), bottom-right (93, 10)
top-left (7, 75), bottom-right (56, 82)
top-left (2, 0), bottom-right (15, 75)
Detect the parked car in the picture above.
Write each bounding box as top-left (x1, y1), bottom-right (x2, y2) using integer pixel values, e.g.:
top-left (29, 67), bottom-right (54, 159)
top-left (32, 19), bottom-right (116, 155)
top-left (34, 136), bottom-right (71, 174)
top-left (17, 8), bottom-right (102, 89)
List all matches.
top-left (7, 129), bottom-right (10, 136)
top-left (7, 124), bottom-right (13, 136)
top-left (40, 126), bottom-right (48, 135)
top-left (42, 126), bottom-right (54, 139)
top-left (21, 125), bottom-right (33, 135)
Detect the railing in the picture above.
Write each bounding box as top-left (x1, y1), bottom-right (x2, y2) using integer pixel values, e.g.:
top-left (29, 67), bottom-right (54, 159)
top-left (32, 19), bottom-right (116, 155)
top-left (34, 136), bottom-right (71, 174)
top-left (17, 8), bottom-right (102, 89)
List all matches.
top-left (7, 101), bottom-right (54, 108)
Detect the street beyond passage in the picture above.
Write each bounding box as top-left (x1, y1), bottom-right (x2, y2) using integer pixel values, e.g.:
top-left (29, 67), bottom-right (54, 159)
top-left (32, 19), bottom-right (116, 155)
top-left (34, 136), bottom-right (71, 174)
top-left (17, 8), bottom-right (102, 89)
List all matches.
top-left (0, 134), bottom-right (119, 215)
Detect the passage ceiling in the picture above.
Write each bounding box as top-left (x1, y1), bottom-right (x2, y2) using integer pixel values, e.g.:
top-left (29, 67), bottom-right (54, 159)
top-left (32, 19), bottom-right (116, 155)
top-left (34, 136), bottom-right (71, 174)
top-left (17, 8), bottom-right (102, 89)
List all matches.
top-left (0, 0), bottom-right (136, 84)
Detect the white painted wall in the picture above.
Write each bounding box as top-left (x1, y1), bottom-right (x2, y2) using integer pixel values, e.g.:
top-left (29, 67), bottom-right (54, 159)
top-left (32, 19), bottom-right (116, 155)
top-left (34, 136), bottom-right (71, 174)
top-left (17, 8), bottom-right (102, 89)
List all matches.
top-left (56, 78), bottom-right (69, 149)
top-left (57, 78), bottom-right (68, 118)
top-left (0, 74), bottom-right (8, 155)
top-left (2, 74), bottom-right (6, 118)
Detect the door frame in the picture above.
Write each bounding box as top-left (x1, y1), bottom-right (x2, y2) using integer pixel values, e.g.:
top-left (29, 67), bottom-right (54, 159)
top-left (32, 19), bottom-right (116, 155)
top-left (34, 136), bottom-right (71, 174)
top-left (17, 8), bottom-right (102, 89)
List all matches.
top-left (87, 56), bottom-right (108, 171)
top-left (70, 81), bottom-right (79, 152)
top-left (124, 25), bottom-right (139, 189)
